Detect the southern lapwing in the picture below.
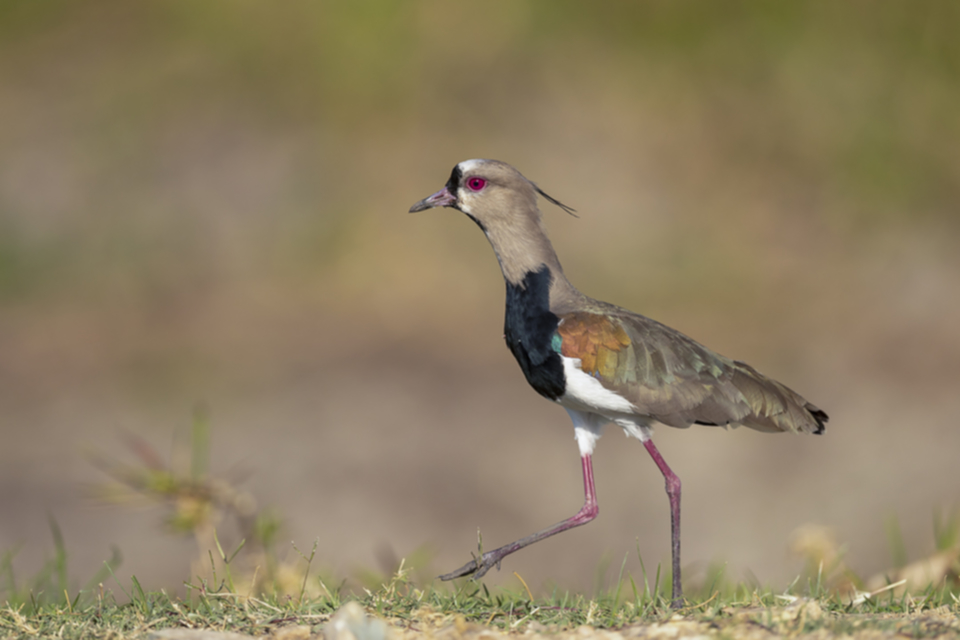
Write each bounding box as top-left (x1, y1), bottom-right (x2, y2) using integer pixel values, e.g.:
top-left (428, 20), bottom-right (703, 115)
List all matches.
top-left (409, 159), bottom-right (827, 607)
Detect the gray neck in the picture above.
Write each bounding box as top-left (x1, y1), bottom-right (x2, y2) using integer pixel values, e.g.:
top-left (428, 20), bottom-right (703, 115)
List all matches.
top-left (482, 218), bottom-right (583, 311)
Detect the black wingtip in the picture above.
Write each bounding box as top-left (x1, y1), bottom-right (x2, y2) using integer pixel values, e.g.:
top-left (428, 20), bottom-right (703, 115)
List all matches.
top-left (534, 185), bottom-right (578, 218)
top-left (807, 405), bottom-right (829, 435)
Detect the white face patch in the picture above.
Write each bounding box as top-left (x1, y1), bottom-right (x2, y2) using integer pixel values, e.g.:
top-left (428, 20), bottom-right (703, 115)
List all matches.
top-left (457, 159), bottom-right (484, 174)
top-left (455, 159), bottom-right (487, 217)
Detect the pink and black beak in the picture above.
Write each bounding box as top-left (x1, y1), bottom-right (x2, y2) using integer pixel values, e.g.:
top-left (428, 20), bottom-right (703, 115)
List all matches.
top-left (410, 165), bottom-right (463, 212)
top-left (409, 186), bottom-right (457, 212)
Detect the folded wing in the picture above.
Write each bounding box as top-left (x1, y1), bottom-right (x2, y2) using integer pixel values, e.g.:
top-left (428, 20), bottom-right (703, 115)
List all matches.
top-left (556, 311), bottom-right (826, 434)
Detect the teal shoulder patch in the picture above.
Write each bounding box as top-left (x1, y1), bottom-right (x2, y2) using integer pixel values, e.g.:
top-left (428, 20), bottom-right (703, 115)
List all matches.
top-left (551, 332), bottom-right (563, 354)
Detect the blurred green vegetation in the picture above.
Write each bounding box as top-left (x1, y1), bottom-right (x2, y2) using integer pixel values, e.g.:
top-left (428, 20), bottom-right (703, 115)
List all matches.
top-left (3, 417), bottom-right (959, 620)
top-left (0, 0), bottom-right (957, 307)
top-left (4, 412), bottom-right (957, 609)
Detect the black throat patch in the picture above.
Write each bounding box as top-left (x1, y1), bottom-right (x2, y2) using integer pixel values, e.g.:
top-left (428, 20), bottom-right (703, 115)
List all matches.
top-left (446, 164), bottom-right (462, 194)
top-left (503, 266), bottom-right (566, 400)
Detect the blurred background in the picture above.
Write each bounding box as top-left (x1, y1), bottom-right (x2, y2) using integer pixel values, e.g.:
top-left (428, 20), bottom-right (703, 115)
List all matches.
top-left (1, 1), bottom-right (959, 596)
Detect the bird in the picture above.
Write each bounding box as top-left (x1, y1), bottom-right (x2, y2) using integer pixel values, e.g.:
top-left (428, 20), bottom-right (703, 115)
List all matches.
top-left (409, 159), bottom-right (827, 607)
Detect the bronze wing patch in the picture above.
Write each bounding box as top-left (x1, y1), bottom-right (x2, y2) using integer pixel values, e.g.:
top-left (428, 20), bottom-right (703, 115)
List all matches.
top-left (556, 312), bottom-right (632, 380)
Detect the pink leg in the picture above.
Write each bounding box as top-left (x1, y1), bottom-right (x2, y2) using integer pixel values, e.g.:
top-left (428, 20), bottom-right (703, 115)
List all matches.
top-left (643, 439), bottom-right (683, 608)
top-left (440, 454), bottom-right (599, 581)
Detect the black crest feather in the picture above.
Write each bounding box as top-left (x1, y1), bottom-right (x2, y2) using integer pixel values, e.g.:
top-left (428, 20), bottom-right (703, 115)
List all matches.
top-left (534, 185), bottom-right (578, 218)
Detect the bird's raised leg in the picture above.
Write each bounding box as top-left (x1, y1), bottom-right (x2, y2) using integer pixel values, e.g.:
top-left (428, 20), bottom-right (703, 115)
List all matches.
top-left (643, 439), bottom-right (683, 608)
top-left (440, 454), bottom-right (599, 581)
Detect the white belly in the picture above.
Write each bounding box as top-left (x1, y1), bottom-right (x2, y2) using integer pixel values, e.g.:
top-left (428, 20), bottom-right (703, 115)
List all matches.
top-left (559, 356), bottom-right (654, 453)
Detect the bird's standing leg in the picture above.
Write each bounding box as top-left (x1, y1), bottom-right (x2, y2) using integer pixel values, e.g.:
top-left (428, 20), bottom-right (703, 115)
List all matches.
top-left (440, 454), bottom-right (599, 581)
top-left (643, 439), bottom-right (683, 608)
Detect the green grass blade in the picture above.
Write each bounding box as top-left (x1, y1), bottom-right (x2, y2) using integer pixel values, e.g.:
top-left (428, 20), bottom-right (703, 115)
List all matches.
top-left (885, 513), bottom-right (908, 569)
top-left (80, 546), bottom-right (123, 598)
top-left (47, 516), bottom-right (68, 602)
top-left (102, 560), bottom-right (132, 603)
top-left (612, 552), bottom-right (628, 606)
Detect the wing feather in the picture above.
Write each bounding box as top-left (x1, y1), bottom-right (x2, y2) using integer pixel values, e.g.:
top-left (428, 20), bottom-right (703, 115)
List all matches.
top-left (556, 310), bottom-right (826, 434)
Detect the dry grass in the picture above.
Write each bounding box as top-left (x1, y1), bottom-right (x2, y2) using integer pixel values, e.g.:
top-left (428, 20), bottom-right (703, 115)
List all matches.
top-left (5, 422), bottom-right (959, 639)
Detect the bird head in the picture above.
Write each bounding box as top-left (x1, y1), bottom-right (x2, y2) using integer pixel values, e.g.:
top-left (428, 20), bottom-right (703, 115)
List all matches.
top-left (409, 159), bottom-right (574, 231)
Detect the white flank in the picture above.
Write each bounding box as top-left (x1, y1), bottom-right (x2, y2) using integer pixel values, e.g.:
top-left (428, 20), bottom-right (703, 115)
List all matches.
top-left (560, 356), bottom-right (635, 415)
top-left (560, 357), bottom-right (654, 445)
top-left (614, 418), bottom-right (652, 443)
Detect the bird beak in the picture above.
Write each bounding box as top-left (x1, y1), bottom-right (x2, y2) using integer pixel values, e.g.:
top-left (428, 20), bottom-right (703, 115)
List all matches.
top-left (409, 187), bottom-right (457, 212)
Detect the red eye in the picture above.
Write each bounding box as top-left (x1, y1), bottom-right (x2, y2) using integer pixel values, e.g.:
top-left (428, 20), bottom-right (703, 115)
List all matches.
top-left (466, 177), bottom-right (486, 191)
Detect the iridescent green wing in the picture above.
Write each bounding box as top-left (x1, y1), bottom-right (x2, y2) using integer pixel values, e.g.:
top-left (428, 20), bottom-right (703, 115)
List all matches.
top-left (556, 311), bottom-right (825, 433)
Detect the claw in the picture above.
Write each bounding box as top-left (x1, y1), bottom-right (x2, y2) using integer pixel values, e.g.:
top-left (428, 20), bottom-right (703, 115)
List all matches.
top-left (438, 558), bottom-right (478, 581)
top-left (439, 552), bottom-right (501, 581)
top-left (438, 456), bottom-right (602, 585)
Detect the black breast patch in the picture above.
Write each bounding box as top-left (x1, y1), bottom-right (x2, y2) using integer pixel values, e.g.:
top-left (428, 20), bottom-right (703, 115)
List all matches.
top-left (503, 266), bottom-right (566, 400)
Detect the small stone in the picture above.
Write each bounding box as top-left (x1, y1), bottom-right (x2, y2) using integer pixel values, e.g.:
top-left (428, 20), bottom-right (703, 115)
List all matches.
top-left (150, 631), bottom-right (252, 640)
top-left (273, 625), bottom-right (313, 640)
top-left (525, 620), bottom-right (547, 633)
top-left (324, 602), bottom-right (390, 640)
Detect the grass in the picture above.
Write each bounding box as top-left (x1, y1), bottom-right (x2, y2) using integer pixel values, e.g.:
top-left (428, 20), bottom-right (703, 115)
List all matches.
top-left (3, 418), bottom-right (959, 638)
top-left (1, 560), bottom-right (959, 639)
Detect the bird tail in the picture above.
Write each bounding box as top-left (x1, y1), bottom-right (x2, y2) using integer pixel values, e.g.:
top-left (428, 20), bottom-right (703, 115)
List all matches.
top-left (731, 361), bottom-right (829, 435)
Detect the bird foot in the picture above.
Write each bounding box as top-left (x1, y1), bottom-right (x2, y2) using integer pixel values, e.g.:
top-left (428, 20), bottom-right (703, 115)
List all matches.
top-left (439, 551), bottom-right (504, 581)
